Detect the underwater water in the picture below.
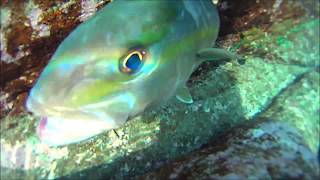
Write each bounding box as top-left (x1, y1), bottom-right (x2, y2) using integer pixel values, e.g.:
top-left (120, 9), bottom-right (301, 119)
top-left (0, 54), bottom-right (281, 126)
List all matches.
top-left (0, 0), bottom-right (319, 179)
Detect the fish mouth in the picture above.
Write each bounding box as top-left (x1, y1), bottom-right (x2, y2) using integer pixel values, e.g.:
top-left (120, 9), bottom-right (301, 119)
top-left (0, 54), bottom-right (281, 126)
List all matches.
top-left (37, 112), bottom-right (123, 146)
top-left (37, 103), bottom-right (133, 146)
top-left (27, 92), bottom-right (136, 146)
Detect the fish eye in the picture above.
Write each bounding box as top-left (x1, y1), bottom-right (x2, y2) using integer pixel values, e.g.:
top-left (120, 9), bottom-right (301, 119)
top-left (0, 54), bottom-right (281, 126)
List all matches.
top-left (120, 49), bottom-right (146, 74)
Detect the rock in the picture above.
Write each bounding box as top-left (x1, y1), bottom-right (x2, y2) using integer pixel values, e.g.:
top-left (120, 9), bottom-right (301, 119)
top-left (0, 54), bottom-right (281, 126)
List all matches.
top-left (1, 0), bottom-right (319, 179)
top-left (141, 118), bottom-right (320, 180)
top-left (140, 67), bottom-right (319, 179)
top-left (261, 69), bottom-right (320, 153)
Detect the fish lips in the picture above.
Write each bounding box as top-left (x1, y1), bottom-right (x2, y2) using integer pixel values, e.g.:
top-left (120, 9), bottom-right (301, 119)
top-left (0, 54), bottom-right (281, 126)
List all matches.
top-left (36, 94), bottom-right (136, 146)
top-left (25, 88), bottom-right (136, 146)
top-left (37, 112), bottom-right (124, 146)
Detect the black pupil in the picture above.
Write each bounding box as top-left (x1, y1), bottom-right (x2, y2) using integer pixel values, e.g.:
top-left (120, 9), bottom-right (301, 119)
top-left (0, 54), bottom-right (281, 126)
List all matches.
top-left (126, 53), bottom-right (142, 71)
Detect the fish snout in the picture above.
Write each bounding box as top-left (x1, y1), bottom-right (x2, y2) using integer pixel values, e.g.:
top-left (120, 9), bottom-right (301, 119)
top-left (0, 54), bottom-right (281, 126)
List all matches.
top-left (25, 63), bottom-right (90, 113)
top-left (26, 88), bottom-right (68, 116)
top-left (27, 85), bottom-right (82, 114)
top-left (26, 90), bottom-right (46, 116)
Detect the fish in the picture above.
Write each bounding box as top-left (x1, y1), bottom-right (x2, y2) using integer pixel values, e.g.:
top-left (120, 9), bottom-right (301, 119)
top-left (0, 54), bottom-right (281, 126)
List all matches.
top-left (26, 0), bottom-right (236, 146)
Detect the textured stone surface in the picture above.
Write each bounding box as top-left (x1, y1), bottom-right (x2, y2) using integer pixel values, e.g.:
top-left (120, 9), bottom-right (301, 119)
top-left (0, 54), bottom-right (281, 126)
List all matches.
top-left (1, 0), bottom-right (319, 179)
top-left (141, 119), bottom-right (320, 180)
top-left (261, 69), bottom-right (320, 152)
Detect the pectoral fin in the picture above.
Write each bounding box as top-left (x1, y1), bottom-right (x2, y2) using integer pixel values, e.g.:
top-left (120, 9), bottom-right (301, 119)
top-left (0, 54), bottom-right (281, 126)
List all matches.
top-left (197, 48), bottom-right (238, 62)
top-left (176, 86), bottom-right (193, 104)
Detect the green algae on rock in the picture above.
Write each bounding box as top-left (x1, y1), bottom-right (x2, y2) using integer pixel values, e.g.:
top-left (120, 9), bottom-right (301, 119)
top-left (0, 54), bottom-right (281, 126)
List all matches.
top-left (239, 19), bottom-right (319, 67)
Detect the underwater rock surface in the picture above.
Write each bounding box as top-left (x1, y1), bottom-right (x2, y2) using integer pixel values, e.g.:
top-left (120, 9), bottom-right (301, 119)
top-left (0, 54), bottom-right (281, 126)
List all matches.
top-left (141, 119), bottom-right (319, 180)
top-left (1, 0), bottom-right (319, 179)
